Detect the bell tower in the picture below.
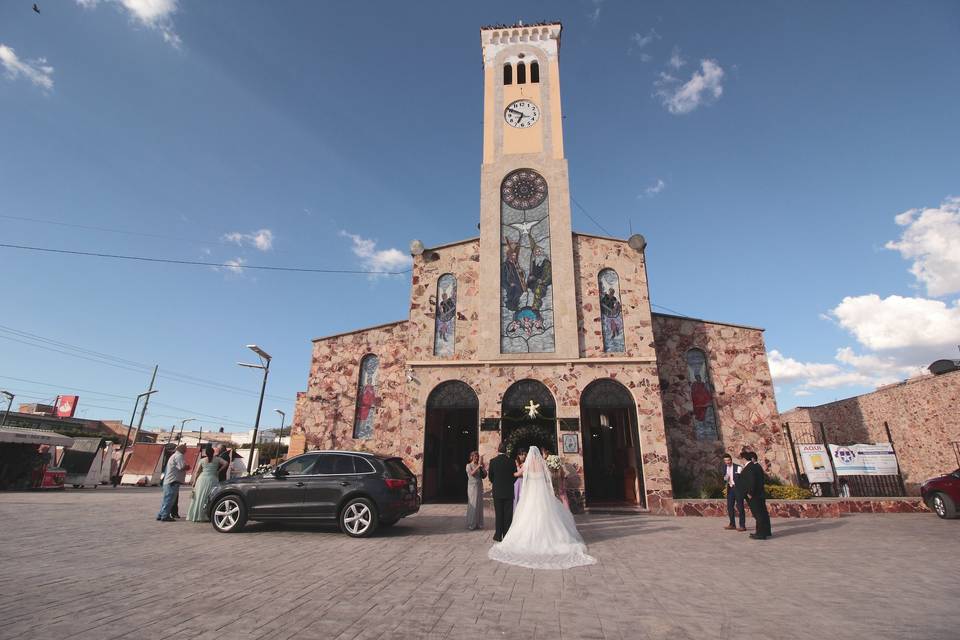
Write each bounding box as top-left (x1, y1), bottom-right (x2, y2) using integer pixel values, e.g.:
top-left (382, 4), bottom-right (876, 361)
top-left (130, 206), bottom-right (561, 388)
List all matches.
top-left (478, 22), bottom-right (579, 360)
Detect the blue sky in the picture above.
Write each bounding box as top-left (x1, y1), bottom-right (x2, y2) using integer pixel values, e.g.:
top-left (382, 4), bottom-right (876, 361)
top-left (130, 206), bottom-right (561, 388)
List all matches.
top-left (1, 1), bottom-right (958, 434)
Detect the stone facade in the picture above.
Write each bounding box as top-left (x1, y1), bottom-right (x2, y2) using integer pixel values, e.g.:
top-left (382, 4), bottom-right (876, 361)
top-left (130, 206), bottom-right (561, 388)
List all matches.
top-left (780, 370), bottom-right (960, 494)
top-left (289, 23), bottom-right (792, 516)
top-left (673, 497), bottom-right (928, 518)
top-left (652, 313), bottom-right (793, 492)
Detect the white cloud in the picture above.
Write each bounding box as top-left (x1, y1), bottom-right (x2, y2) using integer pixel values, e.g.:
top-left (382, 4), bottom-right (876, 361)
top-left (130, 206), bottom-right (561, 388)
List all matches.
top-left (641, 178), bottom-right (666, 197)
top-left (885, 196), bottom-right (960, 297)
top-left (0, 44), bottom-right (54, 91)
top-left (830, 294), bottom-right (960, 351)
top-left (76, 0), bottom-right (181, 47)
top-left (340, 230), bottom-right (413, 277)
top-left (655, 59), bottom-right (725, 115)
top-left (668, 46), bottom-right (686, 70)
top-left (769, 345), bottom-right (924, 396)
top-left (588, 0), bottom-right (603, 23)
top-left (222, 229), bottom-right (274, 252)
top-left (630, 29), bottom-right (660, 55)
top-left (768, 350), bottom-right (841, 384)
top-left (222, 258), bottom-right (245, 275)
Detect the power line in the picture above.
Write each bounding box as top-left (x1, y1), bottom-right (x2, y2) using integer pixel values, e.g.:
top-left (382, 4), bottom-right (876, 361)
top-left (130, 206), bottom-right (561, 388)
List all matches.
top-left (0, 242), bottom-right (413, 275)
top-left (0, 324), bottom-right (294, 403)
top-left (569, 195), bottom-right (614, 237)
top-left (0, 213), bottom-right (231, 247)
top-left (1, 382), bottom-right (254, 429)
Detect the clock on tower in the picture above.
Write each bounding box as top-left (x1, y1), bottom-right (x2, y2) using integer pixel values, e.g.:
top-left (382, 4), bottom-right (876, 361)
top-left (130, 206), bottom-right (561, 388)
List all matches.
top-left (478, 23), bottom-right (578, 360)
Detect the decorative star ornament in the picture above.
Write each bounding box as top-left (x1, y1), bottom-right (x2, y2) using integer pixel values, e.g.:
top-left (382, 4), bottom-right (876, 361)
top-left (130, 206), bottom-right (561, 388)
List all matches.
top-left (524, 400), bottom-right (540, 419)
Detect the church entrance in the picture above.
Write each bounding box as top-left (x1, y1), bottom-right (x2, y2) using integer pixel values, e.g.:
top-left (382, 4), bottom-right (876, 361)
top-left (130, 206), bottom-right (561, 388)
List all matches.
top-left (579, 379), bottom-right (644, 507)
top-left (500, 379), bottom-right (557, 458)
top-left (423, 381), bottom-right (479, 503)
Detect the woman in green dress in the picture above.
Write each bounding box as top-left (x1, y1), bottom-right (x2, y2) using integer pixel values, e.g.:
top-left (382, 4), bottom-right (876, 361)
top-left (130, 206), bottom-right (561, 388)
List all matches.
top-left (187, 445), bottom-right (227, 522)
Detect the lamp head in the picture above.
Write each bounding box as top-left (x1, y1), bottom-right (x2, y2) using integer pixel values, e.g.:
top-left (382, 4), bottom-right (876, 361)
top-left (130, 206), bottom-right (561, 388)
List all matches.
top-left (246, 344), bottom-right (272, 361)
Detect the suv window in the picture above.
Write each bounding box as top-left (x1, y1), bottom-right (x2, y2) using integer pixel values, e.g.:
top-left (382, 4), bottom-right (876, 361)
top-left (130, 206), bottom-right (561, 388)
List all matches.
top-left (280, 454), bottom-right (318, 476)
top-left (353, 457), bottom-right (376, 473)
top-left (383, 458), bottom-right (414, 479)
top-left (313, 453), bottom-right (359, 475)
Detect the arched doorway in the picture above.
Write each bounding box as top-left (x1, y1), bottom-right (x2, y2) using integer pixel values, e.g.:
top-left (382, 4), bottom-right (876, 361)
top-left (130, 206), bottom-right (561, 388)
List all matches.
top-left (501, 379), bottom-right (557, 457)
top-left (423, 380), bottom-right (479, 503)
top-left (579, 379), bottom-right (644, 506)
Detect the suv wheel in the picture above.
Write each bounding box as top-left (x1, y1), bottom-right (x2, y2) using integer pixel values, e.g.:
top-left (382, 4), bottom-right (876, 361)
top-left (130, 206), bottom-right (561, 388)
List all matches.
top-left (931, 492), bottom-right (957, 519)
top-left (340, 497), bottom-right (378, 538)
top-left (212, 495), bottom-right (248, 533)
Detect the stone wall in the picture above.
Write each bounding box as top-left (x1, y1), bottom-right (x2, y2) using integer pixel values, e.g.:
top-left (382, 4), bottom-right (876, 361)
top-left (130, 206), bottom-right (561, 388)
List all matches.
top-left (780, 370), bottom-right (960, 494)
top-left (572, 234), bottom-right (656, 360)
top-left (673, 497), bottom-right (929, 518)
top-left (652, 314), bottom-right (793, 493)
top-left (406, 239), bottom-right (481, 362)
top-left (289, 321), bottom-right (410, 460)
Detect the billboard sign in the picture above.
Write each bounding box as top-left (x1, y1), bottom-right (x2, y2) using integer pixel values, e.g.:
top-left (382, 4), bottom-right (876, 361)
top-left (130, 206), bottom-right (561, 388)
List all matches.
top-left (828, 444), bottom-right (899, 476)
top-left (798, 443), bottom-right (834, 483)
top-left (56, 395), bottom-right (79, 418)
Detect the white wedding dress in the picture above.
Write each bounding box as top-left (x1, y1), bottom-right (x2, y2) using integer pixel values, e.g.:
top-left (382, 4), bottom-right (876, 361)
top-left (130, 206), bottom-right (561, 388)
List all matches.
top-left (488, 446), bottom-right (596, 569)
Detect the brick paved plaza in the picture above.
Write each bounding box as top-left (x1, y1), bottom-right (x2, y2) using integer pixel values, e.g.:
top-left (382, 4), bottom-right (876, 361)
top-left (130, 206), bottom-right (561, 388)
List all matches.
top-left (1, 488), bottom-right (957, 640)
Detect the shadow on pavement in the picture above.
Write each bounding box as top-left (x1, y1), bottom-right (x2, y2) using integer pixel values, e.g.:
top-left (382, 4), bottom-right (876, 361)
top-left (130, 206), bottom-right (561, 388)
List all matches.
top-left (768, 519), bottom-right (846, 538)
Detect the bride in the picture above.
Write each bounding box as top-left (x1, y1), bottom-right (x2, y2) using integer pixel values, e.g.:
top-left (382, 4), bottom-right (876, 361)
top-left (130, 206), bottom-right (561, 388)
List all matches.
top-left (488, 446), bottom-right (596, 569)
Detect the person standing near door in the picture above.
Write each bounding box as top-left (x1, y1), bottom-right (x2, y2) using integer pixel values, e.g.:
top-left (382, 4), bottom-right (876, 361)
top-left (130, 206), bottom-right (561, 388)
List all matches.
top-left (487, 441), bottom-right (517, 542)
top-left (465, 451), bottom-right (486, 530)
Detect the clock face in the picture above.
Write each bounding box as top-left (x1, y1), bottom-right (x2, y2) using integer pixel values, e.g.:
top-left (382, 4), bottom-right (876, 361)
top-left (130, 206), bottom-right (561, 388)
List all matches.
top-left (504, 100), bottom-right (540, 128)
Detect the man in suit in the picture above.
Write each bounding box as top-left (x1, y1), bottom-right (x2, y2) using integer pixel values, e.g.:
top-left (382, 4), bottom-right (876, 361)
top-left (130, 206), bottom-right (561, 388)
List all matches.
top-left (216, 444), bottom-right (231, 482)
top-left (736, 448), bottom-right (772, 540)
top-left (487, 440), bottom-right (517, 542)
top-left (721, 453), bottom-right (746, 531)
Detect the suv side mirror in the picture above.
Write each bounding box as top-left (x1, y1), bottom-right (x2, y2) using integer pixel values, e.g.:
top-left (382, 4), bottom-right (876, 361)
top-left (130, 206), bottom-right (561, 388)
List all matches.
top-left (274, 467), bottom-right (288, 478)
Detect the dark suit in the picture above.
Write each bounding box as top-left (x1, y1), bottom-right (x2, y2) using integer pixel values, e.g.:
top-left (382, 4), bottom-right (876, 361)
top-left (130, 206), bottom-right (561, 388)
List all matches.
top-left (721, 463), bottom-right (745, 528)
top-left (736, 461), bottom-right (771, 538)
top-left (217, 450), bottom-right (230, 482)
top-left (487, 453), bottom-right (517, 541)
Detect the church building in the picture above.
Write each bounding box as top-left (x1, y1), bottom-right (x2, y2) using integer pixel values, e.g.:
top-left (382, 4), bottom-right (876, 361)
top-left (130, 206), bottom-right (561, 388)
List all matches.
top-left (289, 23), bottom-right (792, 514)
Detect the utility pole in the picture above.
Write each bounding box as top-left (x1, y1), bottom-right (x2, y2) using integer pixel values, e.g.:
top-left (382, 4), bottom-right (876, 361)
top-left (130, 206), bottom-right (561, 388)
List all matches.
top-left (131, 365), bottom-right (158, 445)
top-left (0, 390), bottom-right (13, 427)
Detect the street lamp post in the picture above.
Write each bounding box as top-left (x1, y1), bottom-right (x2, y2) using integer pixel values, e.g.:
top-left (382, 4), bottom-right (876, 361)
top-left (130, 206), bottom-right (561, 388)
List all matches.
top-left (274, 409), bottom-right (286, 465)
top-left (114, 389), bottom-right (158, 486)
top-left (176, 418), bottom-right (196, 444)
top-left (0, 390), bottom-right (13, 427)
top-left (238, 344), bottom-right (271, 472)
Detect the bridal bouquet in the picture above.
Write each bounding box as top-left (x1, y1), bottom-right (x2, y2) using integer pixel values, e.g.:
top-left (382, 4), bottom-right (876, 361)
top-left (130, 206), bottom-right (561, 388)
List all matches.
top-left (545, 454), bottom-right (564, 471)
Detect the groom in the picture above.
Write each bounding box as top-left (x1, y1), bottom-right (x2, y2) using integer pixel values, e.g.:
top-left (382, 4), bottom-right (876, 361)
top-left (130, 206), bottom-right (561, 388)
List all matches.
top-left (488, 440), bottom-right (517, 542)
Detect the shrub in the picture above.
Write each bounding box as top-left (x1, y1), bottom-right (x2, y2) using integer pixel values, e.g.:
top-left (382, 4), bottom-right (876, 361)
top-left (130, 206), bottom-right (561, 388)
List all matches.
top-left (699, 470), bottom-right (727, 499)
top-left (670, 466), bottom-right (697, 499)
top-left (765, 484), bottom-right (812, 500)
top-left (765, 474), bottom-right (786, 486)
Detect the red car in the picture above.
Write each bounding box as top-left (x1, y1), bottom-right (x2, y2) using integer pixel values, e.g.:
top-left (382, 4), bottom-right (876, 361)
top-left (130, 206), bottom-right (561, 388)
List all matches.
top-left (921, 469), bottom-right (960, 519)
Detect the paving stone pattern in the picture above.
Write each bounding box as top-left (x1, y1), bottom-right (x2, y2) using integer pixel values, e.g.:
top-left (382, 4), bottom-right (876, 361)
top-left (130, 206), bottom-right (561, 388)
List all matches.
top-left (1, 488), bottom-right (958, 640)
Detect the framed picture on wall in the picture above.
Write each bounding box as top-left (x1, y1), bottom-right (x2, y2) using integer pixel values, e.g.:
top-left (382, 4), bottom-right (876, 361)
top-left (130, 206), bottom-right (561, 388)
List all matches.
top-left (562, 433), bottom-right (579, 454)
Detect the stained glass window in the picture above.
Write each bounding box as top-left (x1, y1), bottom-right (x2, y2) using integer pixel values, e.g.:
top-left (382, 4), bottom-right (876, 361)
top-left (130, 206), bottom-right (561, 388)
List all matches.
top-left (685, 349), bottom-right (719, 440)
top-left (352, 354), bottom-right (379, 439)
top-left (433, 274), bottom-right (457, 357)
top-left (598, 269), bottom-right (625, 353)
top-left (500, 169), bottom-right (555, 353)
